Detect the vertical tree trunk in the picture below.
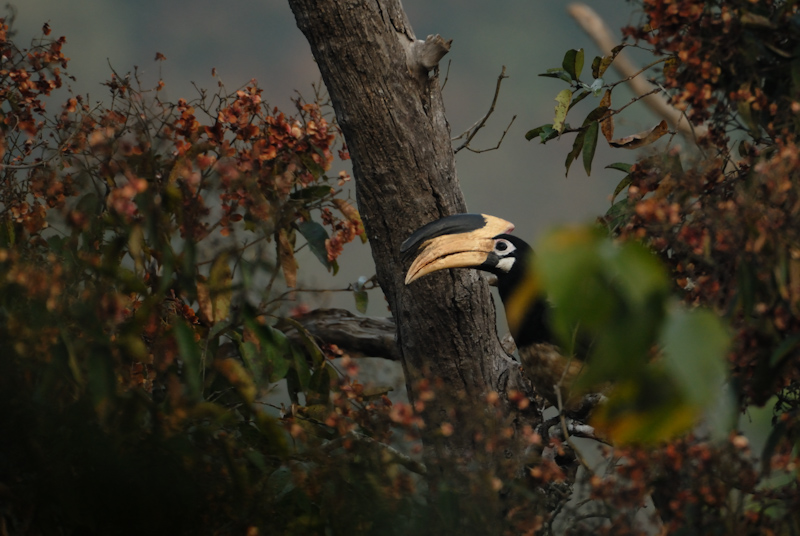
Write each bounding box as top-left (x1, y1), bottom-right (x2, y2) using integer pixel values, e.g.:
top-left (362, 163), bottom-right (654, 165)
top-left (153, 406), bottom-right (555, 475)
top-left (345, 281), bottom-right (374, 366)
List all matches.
top-left (287, 0), bottom-right (527, 474)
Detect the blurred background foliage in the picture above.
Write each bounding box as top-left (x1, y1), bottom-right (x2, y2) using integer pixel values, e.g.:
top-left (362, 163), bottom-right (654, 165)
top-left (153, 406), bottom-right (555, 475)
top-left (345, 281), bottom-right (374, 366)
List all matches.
top-left (0, 16), bottom-right (412, 534)
top-left (2, 1), bottom-right (800, 535)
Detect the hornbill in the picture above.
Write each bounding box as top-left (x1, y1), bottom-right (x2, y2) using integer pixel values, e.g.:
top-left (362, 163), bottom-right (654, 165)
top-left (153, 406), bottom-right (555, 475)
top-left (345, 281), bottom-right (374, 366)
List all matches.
top-left (401, 213), bottom-right (585, 411)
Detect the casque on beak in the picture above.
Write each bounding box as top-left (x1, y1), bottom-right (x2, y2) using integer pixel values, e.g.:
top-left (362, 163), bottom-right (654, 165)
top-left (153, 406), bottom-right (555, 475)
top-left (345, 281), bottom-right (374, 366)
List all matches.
top-left (401, 213), bottom-right (514, 284)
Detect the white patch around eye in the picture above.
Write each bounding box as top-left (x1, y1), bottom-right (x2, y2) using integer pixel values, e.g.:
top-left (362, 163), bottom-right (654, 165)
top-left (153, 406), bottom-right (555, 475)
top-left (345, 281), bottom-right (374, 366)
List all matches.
top-left (494, 239), bottom-right (517, 255)
top-left (495, 256), bottom-right (515, 273)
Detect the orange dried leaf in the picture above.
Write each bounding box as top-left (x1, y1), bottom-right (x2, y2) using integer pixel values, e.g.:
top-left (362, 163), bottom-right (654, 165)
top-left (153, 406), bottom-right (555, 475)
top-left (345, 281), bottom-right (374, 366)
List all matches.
top-left (196, 281), bottom-right (213, 324)
top-left (332, 198), bottom-right (367, 243)
top-left (599, 90), bottom-right (615, 142)
top-left (279, 229), bottom-right (298, 288)
top-left (608, 120), bottom-right (669, 149)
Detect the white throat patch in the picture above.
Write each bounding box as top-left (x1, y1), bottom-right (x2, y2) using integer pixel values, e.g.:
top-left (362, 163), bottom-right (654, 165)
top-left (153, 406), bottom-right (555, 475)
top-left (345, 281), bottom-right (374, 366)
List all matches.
top-left (495, 256), bottom-right (515, 273)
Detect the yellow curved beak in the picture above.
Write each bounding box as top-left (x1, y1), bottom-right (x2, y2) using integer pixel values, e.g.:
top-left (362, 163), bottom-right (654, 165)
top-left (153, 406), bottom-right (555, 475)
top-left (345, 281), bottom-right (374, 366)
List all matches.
top-left (402, 214), bottom-right (514, 284)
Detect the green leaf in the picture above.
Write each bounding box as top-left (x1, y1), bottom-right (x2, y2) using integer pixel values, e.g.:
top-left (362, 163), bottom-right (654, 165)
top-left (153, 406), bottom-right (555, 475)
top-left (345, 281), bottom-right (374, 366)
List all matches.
top-left (354, 289), bottom-right (368, 313)
top-left (299, 153), bottom-right (326, 180)
top-left (285, 368), bottom-right (301, 405)
top-left (611, 174), bottom-right (633, 204)
top-left (568, 90), bottom-right (591, 111)
top-left (239, 340), bottom-right (264, 380)
top-left (266, 340), bottom-right (291, 382)
top-left (296, 221), bottom-right (331, 270)
top-left (248, 320), bottom-right (291, 383)
top-left (174, 320), bottom-right (203, 400)
top-left (291, 345), bottom-right (311, 390)
top-left (539, 68), bottom-right (573, 83)
top-left (562, 48), bottom-right (584, 81)
top-left (582, 120), bottom-right (599, 176)
top-left (608, 241), bottom-right (670, 307)
top-left (761, 418), bottom-right (788, 470)
top-left (353, 275), bottom-right (370, 313)
top-left (604, 199), bottom-right (630, 234)
top-left (564, 128), bottom-right (586, 177)
top-left (267, 466), bottom-right (295, 500)
top-left (290, 185), bottom-right (333, 201)
top-left (208, 320), bottom-right (230, 340)
top-left (591, 368), bottom-right (696, 445)
top-left (525, 124), bottom-right (558, 143)
top-left (769, 332), bottom-right (800, 368)
top-left (660, 305), bottom-right (729, 407)
top-left (583, 105), bottom-right (609, 125)
top-left (280, 316), bottom-right (325, 367)
top-left (536, 227), bottom-right (670, 372)
top-left (307, 362), bottom-right (335, 406)
top-left (553, 89), bottom-right (572, 134)
top-left (606, 162), bottom-right (632, 173)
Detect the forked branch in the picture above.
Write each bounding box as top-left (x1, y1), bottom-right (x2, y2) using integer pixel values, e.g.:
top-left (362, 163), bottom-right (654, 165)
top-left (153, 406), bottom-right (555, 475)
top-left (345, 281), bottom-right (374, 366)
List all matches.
top-left (453, 66), bottom-right (516, 154)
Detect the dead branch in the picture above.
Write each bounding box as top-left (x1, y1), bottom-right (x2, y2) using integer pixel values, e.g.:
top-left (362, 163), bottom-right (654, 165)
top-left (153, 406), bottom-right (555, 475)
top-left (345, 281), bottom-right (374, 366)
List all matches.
top-left (409, 34), bottom-right (452, 73)
top-left (453, 65), bottom-right (515, 154)
top-left (287, 308), bottom-right (400, 361)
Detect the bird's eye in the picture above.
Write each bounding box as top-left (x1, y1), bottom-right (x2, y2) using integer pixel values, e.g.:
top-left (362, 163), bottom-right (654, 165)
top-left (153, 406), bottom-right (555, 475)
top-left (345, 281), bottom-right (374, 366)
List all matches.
top-left (494, 239), bottom-right (515, 254)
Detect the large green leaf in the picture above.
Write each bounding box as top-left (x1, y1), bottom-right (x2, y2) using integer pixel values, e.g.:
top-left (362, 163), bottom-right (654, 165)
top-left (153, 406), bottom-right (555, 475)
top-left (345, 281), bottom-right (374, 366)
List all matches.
top-left (582, 120), bottom-right (599, 176)
top-left (539, 68), bottom-right (573, 83)
top-left (553, 89), bottom-right (572, 134)
top-left (297, 220), bottom-right (332, 270)
top-left (660, 305), bottom-right (729, 407)
top-left (562, 48), bottom-right (584, 81)
top-left (564, 128), bottom-right (586, 177)
top-left (174, 320), bottom-right (203, 400)
top-left (246, 320), bottom-right (291, 383)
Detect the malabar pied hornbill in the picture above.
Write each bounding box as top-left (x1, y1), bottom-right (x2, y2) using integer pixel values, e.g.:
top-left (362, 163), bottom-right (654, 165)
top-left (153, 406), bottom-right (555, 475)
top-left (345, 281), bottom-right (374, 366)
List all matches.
top-left (401, 213), bottom-right (584, 410)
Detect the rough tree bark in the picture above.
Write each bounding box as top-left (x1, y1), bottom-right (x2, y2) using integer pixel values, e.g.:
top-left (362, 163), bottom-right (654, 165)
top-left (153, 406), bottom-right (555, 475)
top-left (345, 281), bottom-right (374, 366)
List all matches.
top-left (288, 0), bottom-right (530, 473)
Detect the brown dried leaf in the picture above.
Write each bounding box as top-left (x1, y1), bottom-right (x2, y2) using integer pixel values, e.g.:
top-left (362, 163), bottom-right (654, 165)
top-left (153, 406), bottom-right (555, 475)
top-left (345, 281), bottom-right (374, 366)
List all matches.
top-left (599, 90), bottom-right (614, 142)
top-left (196, 281), bottom-right (212, 324)
top-left (609, 120), bottom-right (669, 149)
top-left (332, 198), bottom-right (367, 243)
top-left (197, 254), bottom-right (233, 324)
top-left (279, 229), bottom-right (298, 288)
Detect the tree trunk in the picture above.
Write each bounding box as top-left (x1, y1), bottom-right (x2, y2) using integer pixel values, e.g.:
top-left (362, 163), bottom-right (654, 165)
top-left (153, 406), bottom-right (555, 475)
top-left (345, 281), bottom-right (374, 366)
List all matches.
top-left (287, 0), bottom-right (529, 475)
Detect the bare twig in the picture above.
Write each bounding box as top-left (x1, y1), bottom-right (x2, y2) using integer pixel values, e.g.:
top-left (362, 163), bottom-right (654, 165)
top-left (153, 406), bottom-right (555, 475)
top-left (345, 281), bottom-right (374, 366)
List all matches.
top-left (440, 59), bottom-right (452, 91)
top-left (453, 65), bottom-right (514, 153)
top-left (555, 385), bottom-right (593, 473)
top-left (464, 115), bottom-right (517, 154)
top-left (0, 161), bottom-right (45, 170)
top-left (322, 430), bottom-right (427, 475)
top-left (560, 88), bottom-right (661, 137)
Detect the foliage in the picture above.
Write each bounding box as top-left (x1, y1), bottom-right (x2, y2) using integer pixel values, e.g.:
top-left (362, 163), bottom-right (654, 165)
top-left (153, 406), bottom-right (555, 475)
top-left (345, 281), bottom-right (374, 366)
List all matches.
top-left (0, 15), bottom-right (422, 535)
top-left (7, 1), bottom-right (800, 535)
top-left (534, 226), bottom-right (730, 445)
top-left (526, 45), bottom-right (670, 176)
top-left (522, 0), bottom-right (800, 534)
